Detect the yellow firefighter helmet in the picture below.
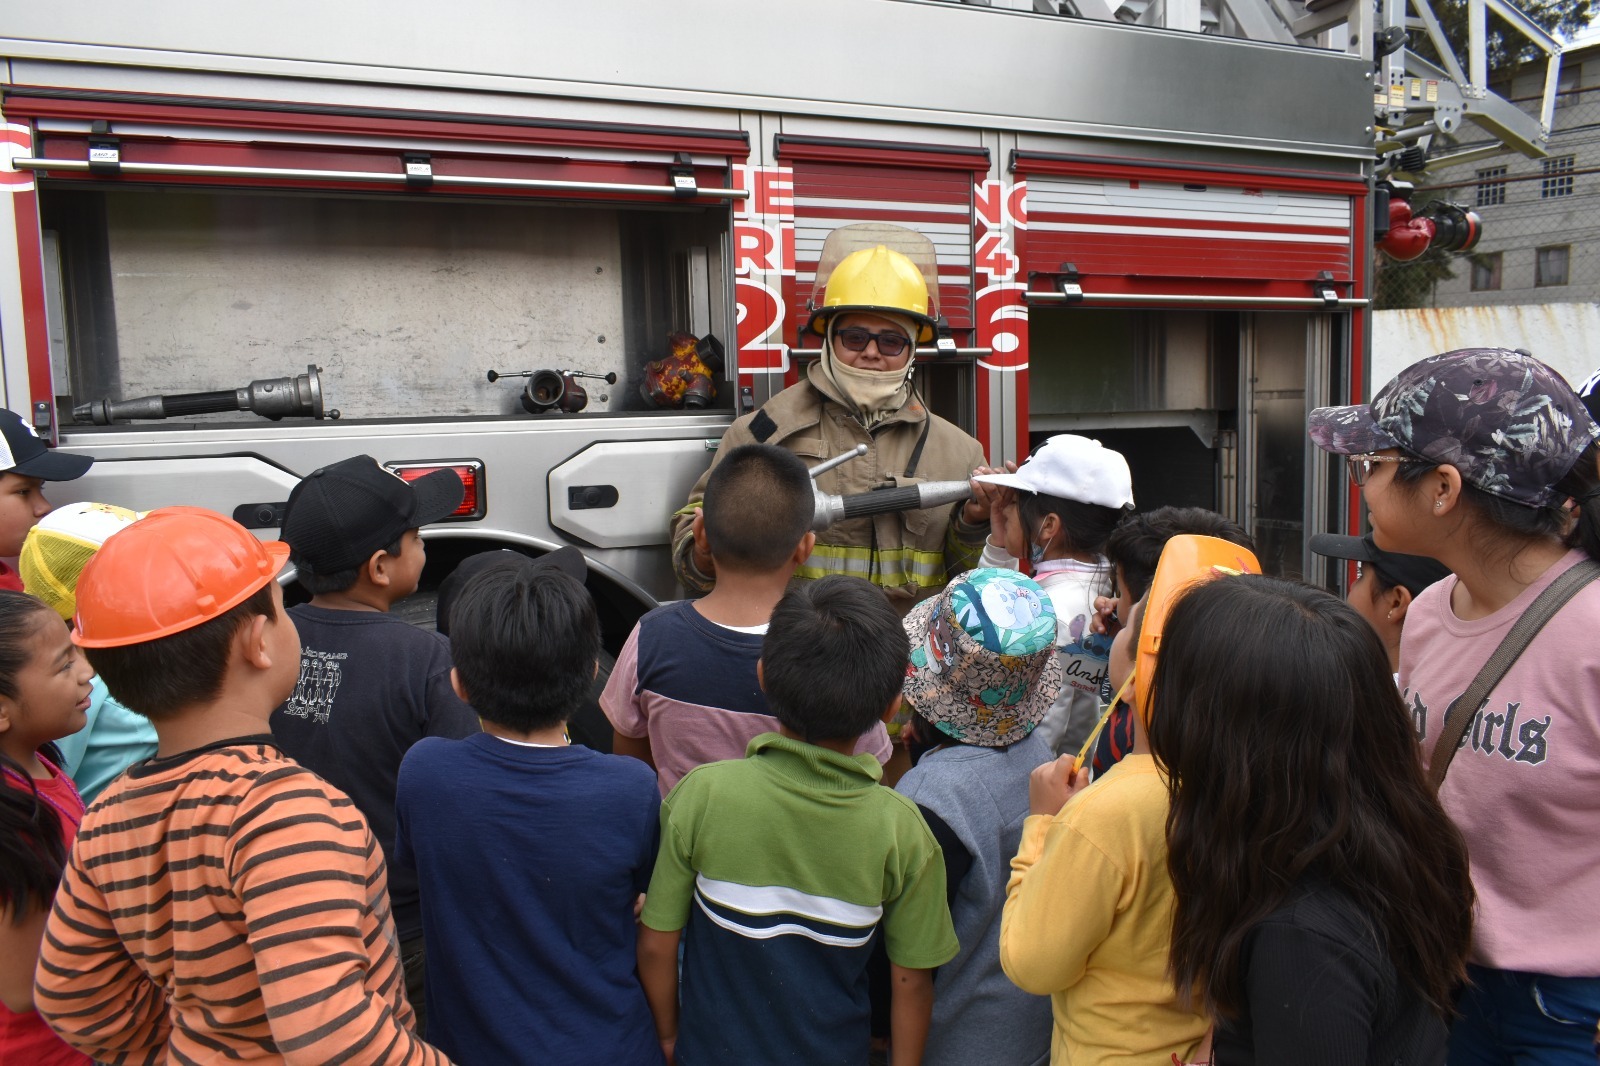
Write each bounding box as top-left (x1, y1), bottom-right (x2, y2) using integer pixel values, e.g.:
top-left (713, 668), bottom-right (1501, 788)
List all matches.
top-left (806, 224), bottom-right (940, 343)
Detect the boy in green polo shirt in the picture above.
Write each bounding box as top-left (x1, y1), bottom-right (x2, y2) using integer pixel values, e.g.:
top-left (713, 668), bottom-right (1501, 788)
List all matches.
top-left (637, 575), bottom-right (958, 1066)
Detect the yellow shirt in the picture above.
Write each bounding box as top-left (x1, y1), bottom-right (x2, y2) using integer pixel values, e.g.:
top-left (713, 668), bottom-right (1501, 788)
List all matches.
top-left (999, 754), bottom-right (1209, 1066)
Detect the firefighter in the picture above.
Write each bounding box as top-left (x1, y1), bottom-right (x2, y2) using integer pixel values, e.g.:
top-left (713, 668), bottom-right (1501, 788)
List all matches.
top-left (671, 224), bottom-right (996, 612)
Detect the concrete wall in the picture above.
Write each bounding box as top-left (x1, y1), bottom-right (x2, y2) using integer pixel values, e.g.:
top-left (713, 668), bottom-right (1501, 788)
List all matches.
top-left (1371, 302), bottom-right (1600, 399)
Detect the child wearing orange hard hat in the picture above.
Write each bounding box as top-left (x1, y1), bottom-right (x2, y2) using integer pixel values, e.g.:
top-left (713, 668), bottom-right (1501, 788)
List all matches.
top-left (33, 507), bottom-right (446, 1065)
top-left (999, 535), bottom-right (1259, 1066)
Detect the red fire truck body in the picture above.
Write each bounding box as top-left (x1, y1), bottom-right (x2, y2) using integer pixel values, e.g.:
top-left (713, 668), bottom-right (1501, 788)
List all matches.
top-left (0, 0), bottom-right (1375, 633)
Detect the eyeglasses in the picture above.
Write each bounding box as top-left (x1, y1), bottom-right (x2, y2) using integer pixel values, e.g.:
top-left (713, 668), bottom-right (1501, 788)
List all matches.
top-left (834, 327), bottom-right (912, 359)
top-left (1346, 453), bottom-right (1410, 487)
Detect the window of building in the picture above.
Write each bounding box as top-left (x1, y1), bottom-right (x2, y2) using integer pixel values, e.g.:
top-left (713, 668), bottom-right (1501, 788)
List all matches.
top-left (1557, 63), bottom-right (1581, 108)
top-left (1541, 156), bottom-right (1575, 198)
top-left (1536, 245), bottom-right (1570, 287)
top-left (1471, 252), bottom-right (1502, 291)
top-left (1476, 167), bottom-right (1506, 207)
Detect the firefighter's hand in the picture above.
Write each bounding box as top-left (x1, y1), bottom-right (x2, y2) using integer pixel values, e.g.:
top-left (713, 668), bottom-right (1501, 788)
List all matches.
top-left (988, 487), bottom-right (1018, 557)
top-left (963, 462), bottom-right (1016, 525)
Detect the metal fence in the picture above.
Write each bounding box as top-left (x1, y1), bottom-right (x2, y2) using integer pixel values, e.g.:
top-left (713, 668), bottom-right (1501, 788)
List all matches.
top-left (1375, 80), bottom-right (1600, 310)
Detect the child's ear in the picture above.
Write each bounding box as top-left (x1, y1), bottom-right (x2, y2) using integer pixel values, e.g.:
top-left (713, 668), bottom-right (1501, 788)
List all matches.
top-left (449, 667), bottom-right (470, 704)
top-left (691, 509), bottom-right (710, 555)
top-left (792, 531), bottom-right (816, 566)
top-left (881, 693), bottom-right (903, 724)
top-left (755, 658), bottom-right (766, 694)
top-left (365, 548), bottom-right (392, 589)
top-left (0, 697), bottom-right (13, 735)
top-left (1384, 584), bottom-right (1414, 624)
top-left (238, 613), bottom-right (273, 671)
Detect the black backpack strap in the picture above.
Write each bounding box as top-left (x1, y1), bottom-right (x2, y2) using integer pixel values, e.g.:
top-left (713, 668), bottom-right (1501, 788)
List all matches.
top-left (902, 411), bottom-right (933, 479)
top-left (1427, 558), bottom-right (1600, 791)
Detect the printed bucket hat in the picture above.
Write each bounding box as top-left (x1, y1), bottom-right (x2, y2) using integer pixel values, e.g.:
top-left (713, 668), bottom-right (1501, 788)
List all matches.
top-left (902, 567), bottom-right (1063, 747)
top-left (1308, 347), bottom-right (1599, 508)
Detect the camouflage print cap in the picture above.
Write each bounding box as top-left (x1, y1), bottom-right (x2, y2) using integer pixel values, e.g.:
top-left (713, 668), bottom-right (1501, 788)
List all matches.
top-left (901, 568), bottom-right (1063, 748)
top-left (1308, 347), bottom-right (1600, 508)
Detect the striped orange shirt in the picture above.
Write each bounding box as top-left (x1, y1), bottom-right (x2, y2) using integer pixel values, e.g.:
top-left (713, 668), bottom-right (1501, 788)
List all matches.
top-left (35, 736), bottom-right (450, 1065)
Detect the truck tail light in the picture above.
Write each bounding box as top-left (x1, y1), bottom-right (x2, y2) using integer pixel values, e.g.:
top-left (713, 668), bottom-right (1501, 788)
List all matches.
top-left (383, 460), bottom-right (486, 521)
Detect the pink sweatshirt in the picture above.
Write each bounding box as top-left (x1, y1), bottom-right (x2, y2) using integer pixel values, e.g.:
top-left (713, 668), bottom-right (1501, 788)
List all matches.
top-left (1398, 549), bottom-right (1600, 976)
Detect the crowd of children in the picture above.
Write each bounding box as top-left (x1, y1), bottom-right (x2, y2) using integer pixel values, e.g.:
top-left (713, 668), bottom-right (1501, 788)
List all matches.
top-left (1, 347), bottom-right (1598, 1065)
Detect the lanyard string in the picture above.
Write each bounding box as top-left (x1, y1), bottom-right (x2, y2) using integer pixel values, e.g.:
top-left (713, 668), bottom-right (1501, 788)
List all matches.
top-left (1072, 669), bottom-right (1136, 777)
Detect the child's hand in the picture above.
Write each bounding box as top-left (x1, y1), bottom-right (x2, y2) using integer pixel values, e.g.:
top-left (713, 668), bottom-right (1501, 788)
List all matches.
top-left (1029, 754), bottom-right (1092, 817)
top-left (1090, 595), bottom-right (1122, 636)
top-left (963, 462), bottom-right (1016, 525)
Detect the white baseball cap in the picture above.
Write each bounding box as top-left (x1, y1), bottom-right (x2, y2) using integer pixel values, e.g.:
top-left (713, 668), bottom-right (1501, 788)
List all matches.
top-left (974, 434), bottom-right (1134, 510)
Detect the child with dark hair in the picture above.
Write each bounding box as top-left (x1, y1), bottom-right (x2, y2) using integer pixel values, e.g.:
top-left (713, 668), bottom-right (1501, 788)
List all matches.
top-left (973, 435), bottom-right (1134, 754)
top-left (1102, 506), bottom-right (1256, 623)
top-left (18, 503), bottom-right (158, 802)
top-left (605, 443), bottom-right (890, 795)
top-left (394, 557), bottom-right (661, 1065)
top-left (893, 568), bottom-right (1063, 1066)
top-left (1309, 530), bottom-right (1448, 676)
top-left (0, 409), bottom-right (93, 593)
top-left (35, 507), bottom-right (444, 1064)
top-left (1148, 575), bottom-right (1474, 1063)
top-left (638, 575), bottom-right (958, 1066)
top-left (1089, 506), bottom-right (1255, 774)
top-left (0, 591), bottom-right (94, 1066)
top-left (270, 454), bottom-right (480, 1028)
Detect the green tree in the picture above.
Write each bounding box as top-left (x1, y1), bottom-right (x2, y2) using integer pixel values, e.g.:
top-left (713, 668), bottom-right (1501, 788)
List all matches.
top-left (1409, 0), bottom-right (1592, 77)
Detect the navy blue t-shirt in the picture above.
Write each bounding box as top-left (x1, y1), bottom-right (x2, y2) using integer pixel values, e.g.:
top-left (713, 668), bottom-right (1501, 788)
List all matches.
top-left (394, 734), bottom-right (662, 1066)
top-left (270, 604), bottom-right (480, 941)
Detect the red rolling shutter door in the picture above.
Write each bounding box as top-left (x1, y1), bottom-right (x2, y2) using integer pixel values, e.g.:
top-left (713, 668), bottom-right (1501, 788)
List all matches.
top-left (1016, 154), bottom-right (1362, 298)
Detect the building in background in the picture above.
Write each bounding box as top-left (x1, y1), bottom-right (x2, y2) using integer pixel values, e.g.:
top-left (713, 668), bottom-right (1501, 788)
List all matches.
top-left (1371, 34), bottom-right (1600, 390)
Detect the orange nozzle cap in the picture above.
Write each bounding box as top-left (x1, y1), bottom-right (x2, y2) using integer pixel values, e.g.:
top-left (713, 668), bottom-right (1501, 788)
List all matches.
top-left (1133, 534), bottom-right (1261, 725)
top-left (72, 506), bottom-right (289, 649)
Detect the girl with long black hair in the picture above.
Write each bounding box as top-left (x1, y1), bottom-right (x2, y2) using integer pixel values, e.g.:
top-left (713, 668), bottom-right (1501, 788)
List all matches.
top-left (0, 590), bottom-right (95, 1065)
top-left (1147, 574), bottom-right (1474, 1064)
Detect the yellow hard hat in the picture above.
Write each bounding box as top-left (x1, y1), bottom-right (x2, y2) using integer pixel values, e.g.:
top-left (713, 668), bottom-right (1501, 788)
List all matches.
top-left (806, 231), bottom-right (939, 343)
top-left (19, 502), bottom-right (145, 621)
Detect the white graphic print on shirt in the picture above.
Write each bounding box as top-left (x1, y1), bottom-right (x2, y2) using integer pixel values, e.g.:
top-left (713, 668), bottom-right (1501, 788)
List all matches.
top-left (284, 649), bottom-right (348, 724)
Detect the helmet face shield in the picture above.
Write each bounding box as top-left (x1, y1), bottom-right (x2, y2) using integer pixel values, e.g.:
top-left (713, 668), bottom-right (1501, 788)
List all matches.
top-left (807, 224), bottom-right (940, 342)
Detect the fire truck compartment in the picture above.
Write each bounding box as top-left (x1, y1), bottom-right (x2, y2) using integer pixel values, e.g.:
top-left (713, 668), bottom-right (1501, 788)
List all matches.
top-left (548, 439), bottom-right (715, 550)
top-left (41, 184), bottom-right (732, 423)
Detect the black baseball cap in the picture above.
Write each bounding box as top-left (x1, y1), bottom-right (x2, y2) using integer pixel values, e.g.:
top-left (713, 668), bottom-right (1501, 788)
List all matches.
top-left (434, 547), bottom-right (588, 636)
top-left (282, 455), bottom-right (464, 573)
top-left (1309, 531), bottom-right (1450, 598)
top-left (0, 409), bottom-right (93, 481)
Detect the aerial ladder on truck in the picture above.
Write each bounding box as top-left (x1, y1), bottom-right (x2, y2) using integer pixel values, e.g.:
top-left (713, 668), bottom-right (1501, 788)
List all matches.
top-left (988, 0), bottom-right (1565, 261)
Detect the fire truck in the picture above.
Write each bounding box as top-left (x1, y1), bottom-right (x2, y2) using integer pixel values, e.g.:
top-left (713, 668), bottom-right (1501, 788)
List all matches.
top-left (0, 0), bottom-right (1557, 638)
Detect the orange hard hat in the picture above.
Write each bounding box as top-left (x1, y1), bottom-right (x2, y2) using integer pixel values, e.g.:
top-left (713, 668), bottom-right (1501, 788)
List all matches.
top-left (1134, 534), bottom-right (1261, 726)
top-left (73, 506), bottom-right (289, 649)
